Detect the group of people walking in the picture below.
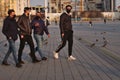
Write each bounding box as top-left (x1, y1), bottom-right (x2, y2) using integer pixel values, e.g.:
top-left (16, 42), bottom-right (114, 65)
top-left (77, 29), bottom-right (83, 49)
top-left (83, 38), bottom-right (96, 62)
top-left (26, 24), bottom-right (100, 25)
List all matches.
top-left (1, 5), bottom-right (76, 68)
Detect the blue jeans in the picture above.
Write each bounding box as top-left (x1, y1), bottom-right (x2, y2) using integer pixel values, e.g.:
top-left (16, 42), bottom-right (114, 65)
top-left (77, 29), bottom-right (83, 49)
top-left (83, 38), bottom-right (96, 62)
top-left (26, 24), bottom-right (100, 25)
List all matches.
top-left (34, 34), bottom-right (44, 58)
top-left (3, 39), bottom-right (18, 64)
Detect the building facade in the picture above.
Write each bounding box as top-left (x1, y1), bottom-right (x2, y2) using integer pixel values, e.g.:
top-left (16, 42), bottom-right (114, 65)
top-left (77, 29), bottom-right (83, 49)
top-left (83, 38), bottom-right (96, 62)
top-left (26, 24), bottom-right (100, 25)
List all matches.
top-left (84, 0), bottom-right (116, 11)
top-left (84, 0), bottom-right (104, 11)
top-left (48, 0), bottom-right (71, 13)
top-left (80, 0), bottom-right (85, 12)
top-left (16, 0), bottom-right (30, 15)
top-left (48, 0), bottom-right (116, 13)
top-left (0, 0), bottom-right (30, 17)
top-left (0, 0), bottom-right (11, 17)
top-left (0, 0), bottom-right (4, 17)
top-left (103, 0), bottom-right (116, 11)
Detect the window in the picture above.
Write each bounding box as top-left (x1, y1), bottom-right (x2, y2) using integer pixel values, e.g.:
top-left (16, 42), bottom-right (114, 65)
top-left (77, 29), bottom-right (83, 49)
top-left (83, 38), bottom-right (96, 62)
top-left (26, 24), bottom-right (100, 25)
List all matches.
top-left (96, 3), bottom-right (103, 9)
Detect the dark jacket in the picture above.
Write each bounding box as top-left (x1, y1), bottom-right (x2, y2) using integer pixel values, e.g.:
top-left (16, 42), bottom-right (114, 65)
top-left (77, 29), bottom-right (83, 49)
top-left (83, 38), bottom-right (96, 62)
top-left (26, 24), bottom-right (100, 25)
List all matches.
top-left (2, 16), bottom-right (18, 41)
top-left (31, 16), bottom-right (49, 35)
top-left (17, 14), bottom-right (32, 35)
top-left (59, 12), bottom-right (72, 34)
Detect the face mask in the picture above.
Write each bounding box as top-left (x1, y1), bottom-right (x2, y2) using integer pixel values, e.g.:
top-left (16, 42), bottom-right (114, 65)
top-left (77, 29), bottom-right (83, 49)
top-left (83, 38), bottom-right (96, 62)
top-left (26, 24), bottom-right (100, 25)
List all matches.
top-left (28, 13), bottom-right (30, 16)
top-left (13, 15), bottom-right (16, 18)
top-left (66, 9), bottom-right (71, 13)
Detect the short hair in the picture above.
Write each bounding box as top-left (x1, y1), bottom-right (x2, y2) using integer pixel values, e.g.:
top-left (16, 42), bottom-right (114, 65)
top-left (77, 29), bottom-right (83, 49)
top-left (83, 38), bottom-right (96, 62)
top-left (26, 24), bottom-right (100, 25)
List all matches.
top-left (66, 5), bottom-right (72, 9)
top-left (8, 9), bottom-right (15, 15)
top-left (24, 7), bottom-right (30, 12)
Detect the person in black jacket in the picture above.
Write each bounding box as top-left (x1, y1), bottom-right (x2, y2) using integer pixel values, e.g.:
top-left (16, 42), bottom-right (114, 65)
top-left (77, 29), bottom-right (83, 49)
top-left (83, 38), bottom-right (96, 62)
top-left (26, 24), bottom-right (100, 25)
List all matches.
top-left (53, 5), bottom-right (76, 60)
top-left (31, 12), bottom-right (50, 60)
top-left (2, 9), bottom-right (22, 68)
top-left (17, 7), bottom-right (40, 64)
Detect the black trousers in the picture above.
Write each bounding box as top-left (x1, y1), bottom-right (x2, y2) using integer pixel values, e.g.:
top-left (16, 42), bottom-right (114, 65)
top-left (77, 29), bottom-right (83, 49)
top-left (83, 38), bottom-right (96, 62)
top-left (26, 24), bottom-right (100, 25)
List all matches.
top-left (55, 30), bottom-right (73, 56)
top-left (18, 35), bottom-right (36, 61)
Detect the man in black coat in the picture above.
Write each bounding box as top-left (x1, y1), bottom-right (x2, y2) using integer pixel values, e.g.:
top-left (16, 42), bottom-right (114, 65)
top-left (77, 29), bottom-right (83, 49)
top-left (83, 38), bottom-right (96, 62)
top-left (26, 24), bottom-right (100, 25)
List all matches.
top-left (53, 5), bottom-right (76, 60)
top-left (2, 9), bottom-right (22, 68)
top-left (17, 7), bottom-right (40, 64)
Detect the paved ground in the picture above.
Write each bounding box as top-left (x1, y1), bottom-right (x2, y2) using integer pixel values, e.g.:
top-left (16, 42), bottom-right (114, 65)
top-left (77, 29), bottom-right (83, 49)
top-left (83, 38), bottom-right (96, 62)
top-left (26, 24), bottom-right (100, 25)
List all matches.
top-left (74, 21), bottom-right (120, 59)
top-left (0, 21), bottom-right (120, 80)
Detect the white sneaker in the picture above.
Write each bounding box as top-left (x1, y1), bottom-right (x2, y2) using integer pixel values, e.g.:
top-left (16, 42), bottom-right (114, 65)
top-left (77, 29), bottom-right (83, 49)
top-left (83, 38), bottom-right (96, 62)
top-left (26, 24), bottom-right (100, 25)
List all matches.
top-left (53, 51), bottom-right (59, 59)
top-left (68, 56), bottom-right (76, 61)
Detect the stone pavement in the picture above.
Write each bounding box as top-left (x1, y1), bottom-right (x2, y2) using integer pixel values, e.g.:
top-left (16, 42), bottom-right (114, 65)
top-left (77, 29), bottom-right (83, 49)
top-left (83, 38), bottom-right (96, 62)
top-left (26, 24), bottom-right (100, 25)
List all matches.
top-left (73, 21), bottom-right (120, 60)
top-left (0, 21), bottom-right (120, 80)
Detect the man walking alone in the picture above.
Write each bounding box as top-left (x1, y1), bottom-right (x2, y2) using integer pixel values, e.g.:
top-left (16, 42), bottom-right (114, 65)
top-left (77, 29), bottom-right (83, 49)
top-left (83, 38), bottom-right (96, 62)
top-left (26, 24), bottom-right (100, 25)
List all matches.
top-left (53, 5), bottom-right (76, 60)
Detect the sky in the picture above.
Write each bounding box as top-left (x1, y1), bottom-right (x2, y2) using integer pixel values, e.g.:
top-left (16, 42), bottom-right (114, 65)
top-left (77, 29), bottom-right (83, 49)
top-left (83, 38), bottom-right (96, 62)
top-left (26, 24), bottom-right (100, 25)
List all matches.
top-left (30, 0), bottom-right (120, 9)
top-left (30, 0), bottom-right (44, 6)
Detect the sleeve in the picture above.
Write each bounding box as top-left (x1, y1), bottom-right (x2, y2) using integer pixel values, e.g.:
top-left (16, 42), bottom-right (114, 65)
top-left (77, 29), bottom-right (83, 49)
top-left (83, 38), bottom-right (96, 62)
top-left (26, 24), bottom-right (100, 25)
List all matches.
top-left (2, 19), bottom-right (10, 38)
top-left (43, 22), bottom-right (49, 35)
top-left (31, 20), bottom-right (35, 29)
top-left (59, 14), bottom-right (65, 34)
top-left (17, 16), bottom-right (25, 34)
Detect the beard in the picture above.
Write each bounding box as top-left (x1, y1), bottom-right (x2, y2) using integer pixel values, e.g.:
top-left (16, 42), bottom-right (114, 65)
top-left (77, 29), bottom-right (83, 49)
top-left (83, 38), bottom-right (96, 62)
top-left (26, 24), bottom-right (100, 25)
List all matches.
top-left (13, 15), bottom-right (16, 18)
top-left (27, 13), bottom-right (30, 16)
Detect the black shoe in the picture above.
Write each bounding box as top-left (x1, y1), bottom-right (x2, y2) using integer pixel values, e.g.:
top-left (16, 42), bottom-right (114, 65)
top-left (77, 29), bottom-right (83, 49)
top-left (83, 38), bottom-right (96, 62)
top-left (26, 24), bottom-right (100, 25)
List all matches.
top-left (32, 59), bottom-right (41, 63)
top-left (19, 60), bottom-right (25, 64)
top-left (42, 57), bottom-right (47, 61)
top-left (16, 63), bottom-right (22, 68)
top-left (2, 61), bottom-right (10, 66)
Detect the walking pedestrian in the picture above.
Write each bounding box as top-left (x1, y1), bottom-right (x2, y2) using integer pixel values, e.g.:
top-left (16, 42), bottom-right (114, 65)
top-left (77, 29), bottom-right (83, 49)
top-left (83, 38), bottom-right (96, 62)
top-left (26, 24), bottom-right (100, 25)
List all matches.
top-left (17, 7), bottom-right (40, 64)
top-left (54, 18), bottom-right (57, 25)
top-left (89, 20), bottom-right (93, 27)
top-left (46, 17), bottom-right (50, 27)
top-left (104, 18), bottom-right (106, 24)
top-left (53, 5), bottom-right (76, 60)
top-left (2, 9), bottom-right (22, 68)
top-left (31, 12), bottom-right (50, 61)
